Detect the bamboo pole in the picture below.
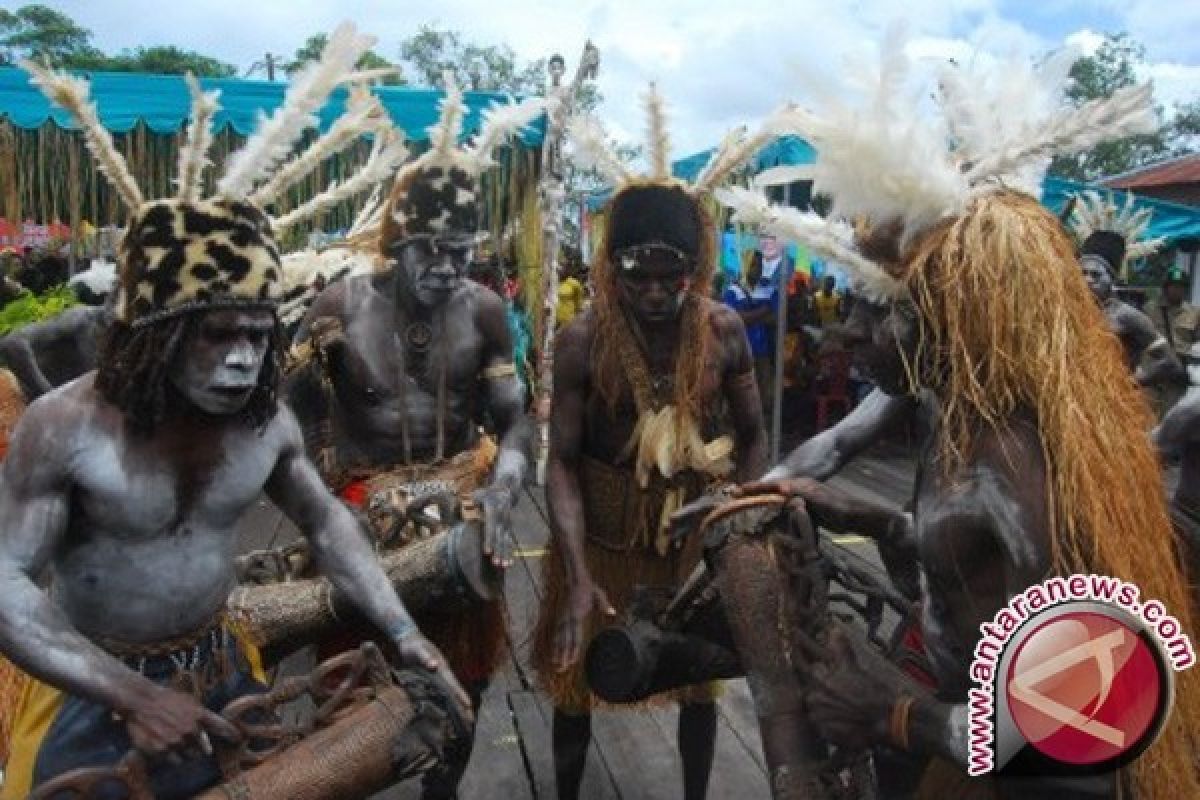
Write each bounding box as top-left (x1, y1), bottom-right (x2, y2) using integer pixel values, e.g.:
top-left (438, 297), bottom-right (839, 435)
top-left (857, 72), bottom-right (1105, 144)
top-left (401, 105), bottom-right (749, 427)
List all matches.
top-left (534, 42), bottom-right (599, 484)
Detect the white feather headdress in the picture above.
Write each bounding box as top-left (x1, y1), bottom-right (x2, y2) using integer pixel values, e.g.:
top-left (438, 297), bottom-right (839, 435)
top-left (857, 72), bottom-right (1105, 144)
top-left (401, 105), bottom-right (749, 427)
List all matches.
top-left (1069, 189), bottom-right (1165, 262)
top-left (566, 83), bottom-right (789, 196)
top-left (392, 72), bottom-right (547, 186)
top-left (22, 21), bottom-right (380, 216)
top-left (731, 24), bottom-right (1159, 303)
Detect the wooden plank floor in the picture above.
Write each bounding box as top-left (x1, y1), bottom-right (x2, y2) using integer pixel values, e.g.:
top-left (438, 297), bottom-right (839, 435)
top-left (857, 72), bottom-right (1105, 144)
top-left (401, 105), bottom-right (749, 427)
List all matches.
top-left (236, 444), bottom-right (918, 799)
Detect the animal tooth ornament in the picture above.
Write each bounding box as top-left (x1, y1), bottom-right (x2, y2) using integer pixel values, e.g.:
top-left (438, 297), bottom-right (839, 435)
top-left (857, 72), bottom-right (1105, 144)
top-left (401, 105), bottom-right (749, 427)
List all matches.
top-left (721, 25), bottom-right (1200, 800)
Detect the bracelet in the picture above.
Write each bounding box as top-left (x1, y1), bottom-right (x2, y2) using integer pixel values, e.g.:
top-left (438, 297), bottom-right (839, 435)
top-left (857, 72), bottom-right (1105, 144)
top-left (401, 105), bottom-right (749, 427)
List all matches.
top-left (890, 694), bottom-right (915, 751)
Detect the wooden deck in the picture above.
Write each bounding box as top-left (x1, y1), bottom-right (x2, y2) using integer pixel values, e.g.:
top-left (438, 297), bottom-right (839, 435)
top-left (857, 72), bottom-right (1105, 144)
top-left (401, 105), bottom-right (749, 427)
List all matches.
top-left (238, 443), bottom-right (918, 800)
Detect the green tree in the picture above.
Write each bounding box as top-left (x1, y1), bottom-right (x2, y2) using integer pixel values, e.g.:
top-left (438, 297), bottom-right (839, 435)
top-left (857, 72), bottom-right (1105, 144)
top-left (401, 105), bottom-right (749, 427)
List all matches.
top-left (399, 25), bottom-right (544, 93)
top-left (0, 4), bottom-right (98, 66)
top-left (67, 46), bottom-right (236, 77)
top-left (285, 33), bottom-right (404, 85)
top-left (1049, 33), bottom-right (1170, 181)
top-left (1169, 98), bottom-right (1200, 156)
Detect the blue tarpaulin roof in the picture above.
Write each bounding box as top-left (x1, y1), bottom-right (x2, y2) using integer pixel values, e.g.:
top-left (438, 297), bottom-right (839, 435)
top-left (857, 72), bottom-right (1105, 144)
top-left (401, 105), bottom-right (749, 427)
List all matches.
top-left (0, 66), bottom-right (545, 146)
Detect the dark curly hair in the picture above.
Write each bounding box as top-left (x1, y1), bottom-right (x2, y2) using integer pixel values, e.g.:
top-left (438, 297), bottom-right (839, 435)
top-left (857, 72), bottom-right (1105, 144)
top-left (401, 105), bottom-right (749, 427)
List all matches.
top-left (95, 310), bottom-right (287, 435)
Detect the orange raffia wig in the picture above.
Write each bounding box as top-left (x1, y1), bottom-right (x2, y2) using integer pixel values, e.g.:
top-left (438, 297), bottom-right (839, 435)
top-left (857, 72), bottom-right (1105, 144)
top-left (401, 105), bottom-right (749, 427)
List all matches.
top-left (902, 188), bottom-right (1200, 799)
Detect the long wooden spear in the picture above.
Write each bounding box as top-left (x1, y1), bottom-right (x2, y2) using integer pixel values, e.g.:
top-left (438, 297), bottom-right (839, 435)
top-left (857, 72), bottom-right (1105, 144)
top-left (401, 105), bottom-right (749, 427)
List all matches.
top-left (535, 42), bottom-right (599, 484)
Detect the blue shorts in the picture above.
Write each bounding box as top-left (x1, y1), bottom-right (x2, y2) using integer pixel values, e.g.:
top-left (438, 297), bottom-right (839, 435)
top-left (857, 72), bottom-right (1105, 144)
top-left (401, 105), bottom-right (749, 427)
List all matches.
top-left (4, 625), bottom-right (267, 800)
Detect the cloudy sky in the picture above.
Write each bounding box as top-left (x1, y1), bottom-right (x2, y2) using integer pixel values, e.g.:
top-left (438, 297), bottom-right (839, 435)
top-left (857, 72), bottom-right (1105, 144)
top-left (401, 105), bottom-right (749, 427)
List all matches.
top-left (41, 0), bottom-right (1200, 156)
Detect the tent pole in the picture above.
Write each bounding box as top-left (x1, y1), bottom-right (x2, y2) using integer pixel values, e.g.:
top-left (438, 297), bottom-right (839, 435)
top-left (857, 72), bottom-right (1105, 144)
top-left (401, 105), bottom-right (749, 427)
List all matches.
top-left (770, 183), bottom-right (791, 464)
top-left (534, 43), bottom-right (599, 485)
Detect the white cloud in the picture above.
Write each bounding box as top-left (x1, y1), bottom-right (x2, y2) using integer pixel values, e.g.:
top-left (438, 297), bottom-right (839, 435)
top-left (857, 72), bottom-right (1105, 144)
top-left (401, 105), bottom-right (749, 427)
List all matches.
top-left (41, 0), bottom-right (1200, 157)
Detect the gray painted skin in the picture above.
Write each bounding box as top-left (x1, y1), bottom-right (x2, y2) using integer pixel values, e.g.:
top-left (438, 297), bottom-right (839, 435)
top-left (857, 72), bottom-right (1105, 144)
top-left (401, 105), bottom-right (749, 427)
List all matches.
top-left (692, 299), bottom-right (1114, 797)
top-left (289, 234), bottom-right (532, 570)
top-left (0, 308), bottom-right (469, 763)
top-left (0, 305), bottom-right (112, 399)
top-left (1081, 255), bottom-right (1183, 387)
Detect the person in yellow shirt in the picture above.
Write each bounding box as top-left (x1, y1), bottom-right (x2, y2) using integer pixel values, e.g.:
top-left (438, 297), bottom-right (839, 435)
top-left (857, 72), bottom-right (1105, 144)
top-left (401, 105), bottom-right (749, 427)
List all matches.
top-left (555, 264), bottom-right (587, 327)
top-left (812, 274), bottom-right (843, 328)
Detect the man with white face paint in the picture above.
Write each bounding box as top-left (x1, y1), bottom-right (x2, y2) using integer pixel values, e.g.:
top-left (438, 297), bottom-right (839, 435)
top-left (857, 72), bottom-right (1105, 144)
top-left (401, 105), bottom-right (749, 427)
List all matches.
top-left (287, 77), bottom-right (539, 799)
top-left (0, 196), bottom-right (466, 799)
top-left (0, 44), bottom-right (469, 797)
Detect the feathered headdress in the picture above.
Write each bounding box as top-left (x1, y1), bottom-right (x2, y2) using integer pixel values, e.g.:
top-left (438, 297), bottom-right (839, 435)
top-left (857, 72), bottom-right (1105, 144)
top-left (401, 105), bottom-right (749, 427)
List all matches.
top-left (21, 21), bottom-right (390, 326)
top-left (1069, 189), bottom-right (1165, 274)
top-left (568, 83), bottom-right (790, 268)
top-left (724, 24), bottom-right (1157, 303)
top-left (380, 72), bottom-right (546, 251)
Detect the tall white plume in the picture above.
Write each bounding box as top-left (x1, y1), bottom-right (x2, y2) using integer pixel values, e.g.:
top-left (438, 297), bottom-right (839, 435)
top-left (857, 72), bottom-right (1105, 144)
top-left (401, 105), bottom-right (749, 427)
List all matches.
top-left (464, 96), bottom-right (548, 173)
top-left (249, 83), bottom-right (387, 207)
top-left (427, 71), bottom-right (467, 160)
top-left (565, 115), bottom-right (633, 186)
top-left (218, 21), bottom-right (376, 199)
top-left (21, 60), bottom-right (145, 210)
top-left (643, 83), bottom-right (672, 181)
top-left (717, 186), bottom-right (907, 303)
top-left (271, 127), bottom-right (408, 232)
top-left (175, 73), bottom-right (221, 203)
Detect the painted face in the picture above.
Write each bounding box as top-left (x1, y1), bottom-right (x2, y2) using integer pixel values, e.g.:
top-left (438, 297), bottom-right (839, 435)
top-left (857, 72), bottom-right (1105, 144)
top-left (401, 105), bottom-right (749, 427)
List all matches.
top-left (1081, 255), bottom-right (1115, 303)
top-left (841, 296), bottom-right (917, 396)
top-left (389, 233), bottom-right (476, 308)
top-left (615, 247), bottom-right (694, 324)
top-left (168, 309), bottom-right (273, 415)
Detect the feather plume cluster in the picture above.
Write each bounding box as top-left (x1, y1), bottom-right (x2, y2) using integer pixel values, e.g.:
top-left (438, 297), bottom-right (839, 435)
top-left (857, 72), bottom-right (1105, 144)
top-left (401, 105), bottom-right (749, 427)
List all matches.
top-left (250, 83), bottom-right (389, 207)
top-left (717, 186), bottom-right (906, 303)
top-left (464, 95), bottom-right (548, 172)
top-left (393, 71), bottom-right (546, 184)
top-left (272, 127), bottom-right (408, 232)
top-left (730, 23), bottom-right (1158, 302)
top-left (21, 59), bottom-right (145, 210)
top-left (218, 21), bottom-right (377, 199)
top-left (1069, 189), bottom-right (1165, 262)
top-left (693, 104), bottom-right (794, 192)
top-left (565, 114), bottom-right (633, 185)
top-left (175, 73), bottom-right (221, 202)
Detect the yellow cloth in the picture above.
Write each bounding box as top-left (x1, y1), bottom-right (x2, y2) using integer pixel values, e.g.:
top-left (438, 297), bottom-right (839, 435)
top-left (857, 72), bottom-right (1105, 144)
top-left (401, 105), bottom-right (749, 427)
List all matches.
top-left (0, 627), bottom-right (266, 797)
top-left (555, 277), bottom-right (586, 326)
top-left (813, 290), bottom-right (841, 326)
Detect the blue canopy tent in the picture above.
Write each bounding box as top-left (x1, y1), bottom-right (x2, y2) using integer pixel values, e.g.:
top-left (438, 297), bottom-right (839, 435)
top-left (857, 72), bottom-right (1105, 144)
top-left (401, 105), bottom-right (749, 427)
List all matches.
top-left (0, 67), bottom-right (545, 144)
top-left (0, 67), bottom-right (546, 238)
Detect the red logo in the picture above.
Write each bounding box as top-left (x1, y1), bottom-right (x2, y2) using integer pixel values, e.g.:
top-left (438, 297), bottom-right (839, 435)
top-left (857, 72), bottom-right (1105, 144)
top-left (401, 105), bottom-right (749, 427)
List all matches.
top-left (1005, 611), bottom-right (1167, 766)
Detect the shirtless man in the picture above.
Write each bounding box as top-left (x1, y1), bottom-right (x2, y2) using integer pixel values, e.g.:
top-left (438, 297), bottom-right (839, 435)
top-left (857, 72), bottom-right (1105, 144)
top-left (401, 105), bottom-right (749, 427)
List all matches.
top-left (287, 85), bottom-right (537, 798)
top-left (737, 193), bottom-right (1199, 798)
top-left (0, 196), bottom-right (466, 799)
top-left (532, 181), bottom-right (768, 800)
top-left (1079, 229), bottom-right (1182, 387)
